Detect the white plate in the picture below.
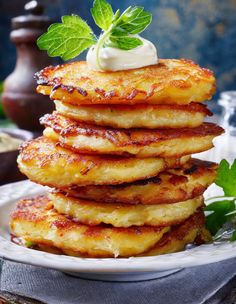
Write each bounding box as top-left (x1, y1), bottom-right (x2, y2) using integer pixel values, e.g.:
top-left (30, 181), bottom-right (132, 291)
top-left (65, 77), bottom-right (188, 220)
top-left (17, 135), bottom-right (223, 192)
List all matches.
top-left (1, 180), bottom-right (236, 282)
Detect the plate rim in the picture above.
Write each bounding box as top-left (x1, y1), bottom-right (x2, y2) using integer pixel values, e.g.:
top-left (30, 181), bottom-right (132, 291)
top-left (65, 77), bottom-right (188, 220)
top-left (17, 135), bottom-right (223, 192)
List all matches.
top-left (1, 180), bottom-right (236, 274)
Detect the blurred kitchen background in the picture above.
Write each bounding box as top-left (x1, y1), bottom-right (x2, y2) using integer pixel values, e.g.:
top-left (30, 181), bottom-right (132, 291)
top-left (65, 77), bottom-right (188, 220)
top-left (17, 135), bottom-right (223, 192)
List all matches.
top-left (0, 0), bottom-right (235, 184)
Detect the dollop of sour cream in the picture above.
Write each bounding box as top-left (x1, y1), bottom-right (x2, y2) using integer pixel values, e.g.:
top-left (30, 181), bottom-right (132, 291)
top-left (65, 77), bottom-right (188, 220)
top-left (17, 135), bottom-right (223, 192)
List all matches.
top-left (86, 36), bottom-right (158, 72)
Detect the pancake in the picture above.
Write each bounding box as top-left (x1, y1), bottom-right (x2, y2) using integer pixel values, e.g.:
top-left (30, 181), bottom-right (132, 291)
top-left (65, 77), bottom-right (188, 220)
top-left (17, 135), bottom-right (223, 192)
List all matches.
top-left (34, 216), bottom-right (210, 258)
top-left (10, 195), bottom-right (169, 258)
top-left (41, 112), bottom-right (223, 158)
top-left (10, 196), bottom-right (207, 258)
top-left (17, 137), bottom-right (190, 187)
top-left (36, 59), bottom-right (216, 105)
top-left (50, 192), bottom-right (203, 227)
top-left (141, 211), bottom-right (211, 256)
top-left (40, 212), bottom-right (209, 257)
top-left (60, 159), bottom-right (217, 205)
top-left (54, 100), bottom-right (212, 129)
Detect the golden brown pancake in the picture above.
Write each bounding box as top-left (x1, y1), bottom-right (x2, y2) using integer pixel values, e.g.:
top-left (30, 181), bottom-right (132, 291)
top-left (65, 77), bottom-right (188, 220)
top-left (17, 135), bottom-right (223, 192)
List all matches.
top-left (10, 196), bottom-right (207, 258)
top-left (10, 195), bottom-right (169, 258)
top-left (54, 100), bottom-right (212, 129)
top-left (35, 218), bottom-right (210, 258)
top-left (50, 192), bottom-right (203, 227)
top-left (36, 59), bottom-right (216, 105)
top-left (17, 137), bottom-right (190, 187)
top-left (60, 159), bottom-right (217, 205)
top-left (41, 112), bottom-right (223, 158)
top-left (141, 211), bottom-right (211, 256)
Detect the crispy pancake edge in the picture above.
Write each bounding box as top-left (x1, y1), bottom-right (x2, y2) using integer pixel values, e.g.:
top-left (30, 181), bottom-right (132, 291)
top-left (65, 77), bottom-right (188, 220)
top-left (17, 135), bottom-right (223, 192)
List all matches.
top-left (10, 196), bottom-right (207, 258)
top-left (18, 137), bottom-right (190, 186)
top-left (10, 195), bottom-right (170, 257)
top-left (50, 192), bottom-right (204, 227)
top-left (58, 158), bottom-right (217, 204)
top-left (41, 112), bottom-right (224, 145)
top-left (35, 59), bottom-right (216, 105)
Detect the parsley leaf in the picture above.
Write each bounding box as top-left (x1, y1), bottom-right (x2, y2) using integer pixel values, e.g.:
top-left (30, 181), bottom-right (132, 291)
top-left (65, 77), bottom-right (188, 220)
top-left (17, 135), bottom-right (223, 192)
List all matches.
top-left (91, 0), bottom-right (114, 31)
top-left (231, 230), bottom-right (236, 241)
top-left (114, 6), bottom-right (152, 35)
top-left (204, 199), bottom-right (236, 235)
top-left (112, 9), bottom-right (121, 23)
top-left (215, 159), bottom-right (236, 196)
top-left (205, 159), bottom-right (236, 240)
top-left (205, 199), bottom-right (235, 213)
top-left (37, 15), bottom-right (96, 60)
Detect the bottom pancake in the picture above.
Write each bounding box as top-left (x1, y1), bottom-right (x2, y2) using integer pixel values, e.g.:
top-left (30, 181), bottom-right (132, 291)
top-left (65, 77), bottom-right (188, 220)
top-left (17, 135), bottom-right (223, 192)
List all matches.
top-left (142, 212), bottom-right (211, 256)
top-left (10, 196), bottom-right (169, 258)
top-left (10, 196), bottom-right (208, 258)
top-left (49, 192), bottom-right (203, 227)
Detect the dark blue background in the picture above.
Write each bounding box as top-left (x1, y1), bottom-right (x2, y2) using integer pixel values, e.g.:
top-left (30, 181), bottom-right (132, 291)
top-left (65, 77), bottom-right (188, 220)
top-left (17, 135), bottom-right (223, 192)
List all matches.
top-left (1, 0), bottom-right (236, 97)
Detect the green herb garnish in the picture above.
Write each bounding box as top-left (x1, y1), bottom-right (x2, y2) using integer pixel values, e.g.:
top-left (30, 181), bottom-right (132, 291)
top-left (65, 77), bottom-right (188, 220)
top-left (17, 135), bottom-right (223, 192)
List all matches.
top-left (37, 15), bottom-right (96, 61)
top-left (215, 159), bottom-right (236, 196)
top-left (25, 240), bottom-right (36, 248)
top-left (205, 159), bottom-right (236, 239)
top-left (37, 0), bottom-right (152, 63)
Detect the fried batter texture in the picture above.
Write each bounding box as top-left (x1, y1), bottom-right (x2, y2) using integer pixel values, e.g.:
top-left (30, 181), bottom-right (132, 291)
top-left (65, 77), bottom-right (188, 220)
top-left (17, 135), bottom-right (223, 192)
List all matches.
top-left (10, 196), bottom-right (170, 258)
top-left (36, 59), bottom-right (215, 105)
top-left (50, 192), bottom-right (203, 227)
top-left (41, 112), bottom-right (223, 158)
top-left (58, 159), bottom-right (217, 205)
top-left (54, 100), bottom-right (212, 129)
top-left (141, 211), bottom-right (210, 256)
top-left (17, 137), bottom-right (190, 187)
top-left (10, 196), bottom-right (207, 258)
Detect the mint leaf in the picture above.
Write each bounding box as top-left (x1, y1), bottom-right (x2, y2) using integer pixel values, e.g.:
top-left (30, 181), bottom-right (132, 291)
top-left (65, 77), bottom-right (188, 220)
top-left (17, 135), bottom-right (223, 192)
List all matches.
top-left (215, 159), bottom-right (236, 196)
top-left (111, 27), bottom-right (128, 37)
top-left (37, 2), bottom-right (153, 61)
top-left (108, 36), bottom-right (143, 50)
top-left (37, 15), bottom-right (96, 60)
top-left (115, 6), bottom-right (152, 35)
top-left (112, 9), bottom-right (121, 22)
top-left (91, 0), bottom-right (113, 31)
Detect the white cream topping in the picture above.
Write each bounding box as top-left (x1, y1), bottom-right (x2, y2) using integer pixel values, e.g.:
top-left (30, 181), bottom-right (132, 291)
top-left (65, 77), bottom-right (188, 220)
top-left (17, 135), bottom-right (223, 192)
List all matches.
top-left (86, 36), bottom-right (158, 72)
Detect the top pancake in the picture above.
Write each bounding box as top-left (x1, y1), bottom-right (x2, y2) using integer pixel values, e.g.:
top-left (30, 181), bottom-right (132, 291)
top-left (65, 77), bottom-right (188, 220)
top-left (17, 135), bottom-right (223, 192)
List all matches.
top-left (36, 59), bottom-right (216, 105)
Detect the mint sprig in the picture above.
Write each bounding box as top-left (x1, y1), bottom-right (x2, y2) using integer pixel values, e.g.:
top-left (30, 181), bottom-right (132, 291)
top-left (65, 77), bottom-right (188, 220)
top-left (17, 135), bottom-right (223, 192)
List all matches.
top-left (91, 0), bottom-right (113, 31)
top-left (37, 0), bottom-right (152, 61)
top-left (205, 159), bottom-right (236, 240)
top-left (107, 36), bottom-right (143, 50)
top-left (37, 15), bottom-right (96, 61)
top-left (114, 6), bottom-right (152, 35)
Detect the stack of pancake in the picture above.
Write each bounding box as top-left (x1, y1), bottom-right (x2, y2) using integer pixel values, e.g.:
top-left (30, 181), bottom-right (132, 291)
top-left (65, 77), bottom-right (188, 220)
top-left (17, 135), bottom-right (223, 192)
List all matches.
top-left (10, 59), bottom-right (224, 258)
